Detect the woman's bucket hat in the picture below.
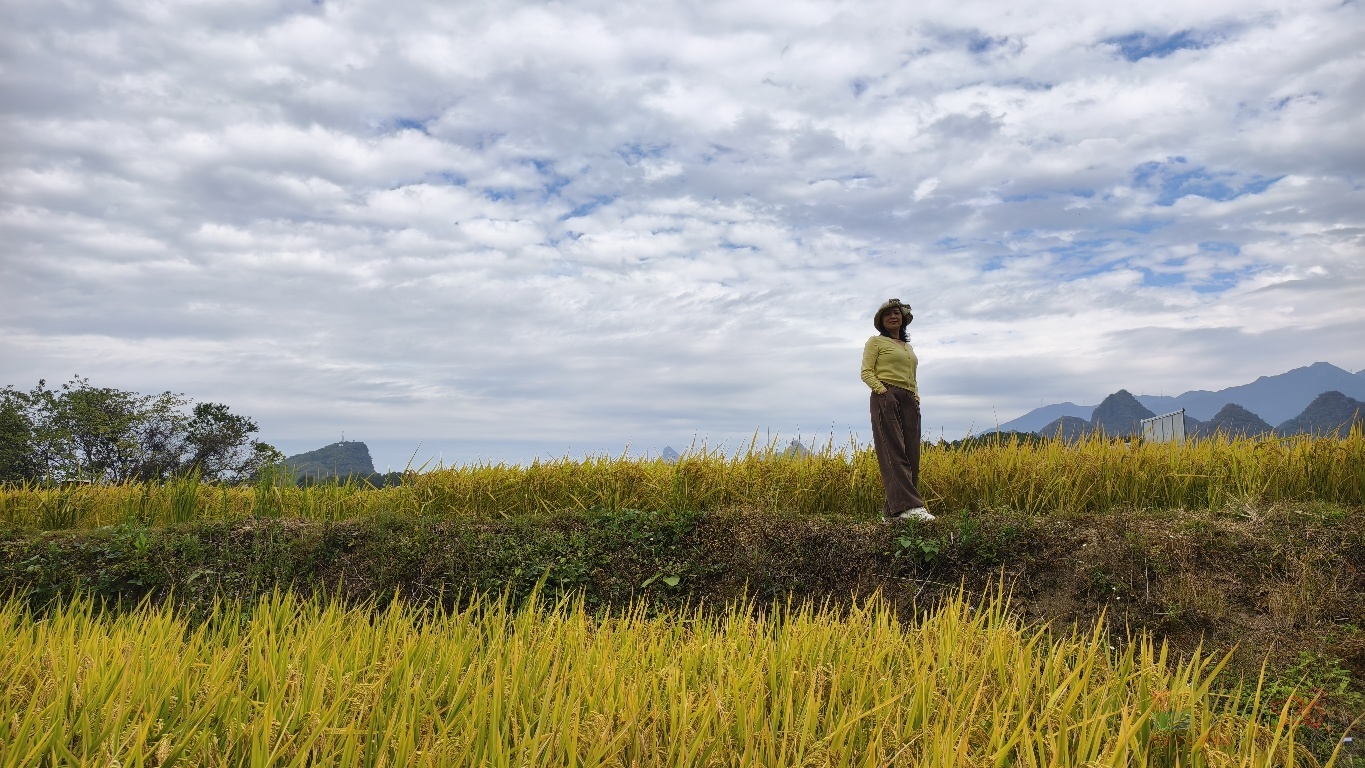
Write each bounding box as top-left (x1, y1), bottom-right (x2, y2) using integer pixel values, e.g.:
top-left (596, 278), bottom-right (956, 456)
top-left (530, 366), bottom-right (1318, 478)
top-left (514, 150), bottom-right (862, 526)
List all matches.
top-left (874, 298), bottom-right (912, 328)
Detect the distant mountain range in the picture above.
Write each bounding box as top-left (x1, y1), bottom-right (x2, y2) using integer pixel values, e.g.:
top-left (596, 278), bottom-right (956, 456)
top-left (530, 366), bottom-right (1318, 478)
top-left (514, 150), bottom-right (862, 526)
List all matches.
top-left (1032, 388), bottom-right (1365, 440)
top-left (999, 362), bottom-right (1365, 433)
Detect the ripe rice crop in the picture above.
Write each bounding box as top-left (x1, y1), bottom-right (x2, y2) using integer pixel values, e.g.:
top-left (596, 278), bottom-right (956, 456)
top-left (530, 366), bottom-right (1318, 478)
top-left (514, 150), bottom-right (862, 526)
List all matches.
top-left (2, 431), bottom-right (1361, 531)
top-left (0, 587), bottom-right (1339, 767)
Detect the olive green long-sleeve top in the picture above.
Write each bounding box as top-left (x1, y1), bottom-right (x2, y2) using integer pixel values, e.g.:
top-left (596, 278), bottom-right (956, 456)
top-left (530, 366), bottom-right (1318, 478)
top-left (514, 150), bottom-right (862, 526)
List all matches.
top-left (861, 335), bottom-right (918, 396)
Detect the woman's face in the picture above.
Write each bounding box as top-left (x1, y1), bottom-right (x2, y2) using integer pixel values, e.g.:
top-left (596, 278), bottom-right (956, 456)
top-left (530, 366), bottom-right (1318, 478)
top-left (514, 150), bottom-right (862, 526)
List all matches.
top-left (882, 309), bottom-right (903, 331)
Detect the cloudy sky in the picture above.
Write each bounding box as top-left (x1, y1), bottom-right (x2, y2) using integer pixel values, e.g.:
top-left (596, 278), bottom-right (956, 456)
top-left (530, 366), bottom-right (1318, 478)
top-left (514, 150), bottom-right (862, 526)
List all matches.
top-left (3, 0), bottom-right (1363, 469)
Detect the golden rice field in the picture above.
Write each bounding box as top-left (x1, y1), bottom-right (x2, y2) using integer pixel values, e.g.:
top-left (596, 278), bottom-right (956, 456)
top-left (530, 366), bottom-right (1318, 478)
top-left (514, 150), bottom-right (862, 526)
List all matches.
top-left (3, 436), bottom-right (1360, 767)
top-left (2, 432), bottom-right (1361, 530)
top-left (1, 587), bottom-right (1340, 768)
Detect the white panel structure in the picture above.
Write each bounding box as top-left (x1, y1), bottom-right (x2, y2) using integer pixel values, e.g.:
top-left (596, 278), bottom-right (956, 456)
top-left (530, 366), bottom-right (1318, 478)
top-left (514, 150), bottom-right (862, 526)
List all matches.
top-left (1141, 409), bottom-right (1187, 445)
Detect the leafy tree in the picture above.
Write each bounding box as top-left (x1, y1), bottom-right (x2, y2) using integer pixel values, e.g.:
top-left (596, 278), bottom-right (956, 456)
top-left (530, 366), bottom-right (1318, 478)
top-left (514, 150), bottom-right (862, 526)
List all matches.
top-left (44, 377), bottom-right (185, 483)
top-left (0, 389), bottom-right (41, 483)
top-left (0, 376), bottom-right (282, 484)
top-left (182, 402), bottom-right (283, 479)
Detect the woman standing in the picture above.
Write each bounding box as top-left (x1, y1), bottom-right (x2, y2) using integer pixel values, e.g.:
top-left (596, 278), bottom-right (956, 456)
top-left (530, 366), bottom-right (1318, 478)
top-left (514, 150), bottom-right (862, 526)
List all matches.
top-left (861, 298), bottom-right (934, 522)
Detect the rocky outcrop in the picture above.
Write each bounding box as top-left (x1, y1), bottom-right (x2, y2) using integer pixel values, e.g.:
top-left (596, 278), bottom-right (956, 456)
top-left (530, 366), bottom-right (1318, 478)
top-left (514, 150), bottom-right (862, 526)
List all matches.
top-left (282, 441), bottom-right (376, 481)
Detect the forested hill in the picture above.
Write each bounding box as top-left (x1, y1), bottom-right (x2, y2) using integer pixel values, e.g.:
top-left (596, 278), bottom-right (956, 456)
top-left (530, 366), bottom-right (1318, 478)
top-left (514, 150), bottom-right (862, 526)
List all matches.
top-left (282, 441), bottom-right (376, 481)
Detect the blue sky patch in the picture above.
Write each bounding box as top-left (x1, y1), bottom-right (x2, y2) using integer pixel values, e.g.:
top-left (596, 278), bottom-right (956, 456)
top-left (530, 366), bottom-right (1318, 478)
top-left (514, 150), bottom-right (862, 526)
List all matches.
top-left (1193, 270), bottom-right (1243, 294)
top-left (718, 240), bottom-right (757, 251)
top-left (1003, 78), bottom-right (1053, 91)
top-left (928, 26), bottom-right (1017, 56)
top-left (1123, 219), bottom-right (1170, 234)
top-left (616, 142), bottom-right (670, 165)
top-left (529, 159), bottom-right (572, 197)
top-left (968, 33), bottom-right (1009, 53)
top-left (1105, 29), bottom-right (1212, 61)
top-left (1062, 260), bottom-right (1125, 281)
top-left (1044, 239), bottom-right (1125, 273)
top-left (560, 195), bottom-right (616, 220)
top-left (1141, 269), bottom-right (1185, 287)
top-left (392, 117), bottom-right (428, 134)
top-left (1133, 158), bottom-right (1281, 206)
top-left (1199, 241), bottom-right (1241, 255)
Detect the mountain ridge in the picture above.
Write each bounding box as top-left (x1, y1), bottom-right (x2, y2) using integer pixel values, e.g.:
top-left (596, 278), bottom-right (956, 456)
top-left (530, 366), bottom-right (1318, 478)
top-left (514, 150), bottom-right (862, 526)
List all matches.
top-left (998, 362), bottom-right (1365, 431)
top-left (1090, 390), bottom-right (1155, 438)
top-left (1275, 391), bottom-right (1365, 437)
top-left (1037, 415), bottom-right (1091, 441)
top-left (1195, 404), bottom-right (1272, 438)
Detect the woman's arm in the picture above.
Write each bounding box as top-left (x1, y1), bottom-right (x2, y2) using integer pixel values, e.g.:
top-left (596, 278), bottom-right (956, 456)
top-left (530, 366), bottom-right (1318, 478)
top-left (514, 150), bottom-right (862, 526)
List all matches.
top-left (860, 338), bottom-right (886, 394)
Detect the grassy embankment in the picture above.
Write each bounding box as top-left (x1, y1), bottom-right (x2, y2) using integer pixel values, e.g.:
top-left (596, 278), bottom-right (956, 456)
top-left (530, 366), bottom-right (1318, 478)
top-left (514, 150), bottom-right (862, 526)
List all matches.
top-left (1, 432), bottom-right (1362, 765)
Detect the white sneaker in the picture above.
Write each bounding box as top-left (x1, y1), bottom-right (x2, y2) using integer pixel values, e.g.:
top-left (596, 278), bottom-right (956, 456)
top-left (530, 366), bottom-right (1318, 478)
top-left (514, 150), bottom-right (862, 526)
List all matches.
top-left (896, 507), bottom-right (935, 521)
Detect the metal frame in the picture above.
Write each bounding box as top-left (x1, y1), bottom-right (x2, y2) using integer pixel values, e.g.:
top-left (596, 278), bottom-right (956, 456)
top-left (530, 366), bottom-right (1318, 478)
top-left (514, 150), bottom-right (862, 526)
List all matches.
top-left (1141, 409), bottom-right (1187, 445)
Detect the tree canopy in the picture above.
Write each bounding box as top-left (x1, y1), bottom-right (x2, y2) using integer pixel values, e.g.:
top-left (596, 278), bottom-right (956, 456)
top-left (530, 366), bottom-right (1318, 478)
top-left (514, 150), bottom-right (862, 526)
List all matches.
top-left (0, 377), bottom-right (282, 484)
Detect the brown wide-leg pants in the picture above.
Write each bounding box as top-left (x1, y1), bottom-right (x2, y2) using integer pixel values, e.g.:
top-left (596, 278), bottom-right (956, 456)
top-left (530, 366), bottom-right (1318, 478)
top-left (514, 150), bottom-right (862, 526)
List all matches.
top-left (870, 385), bottom-right (925, 517)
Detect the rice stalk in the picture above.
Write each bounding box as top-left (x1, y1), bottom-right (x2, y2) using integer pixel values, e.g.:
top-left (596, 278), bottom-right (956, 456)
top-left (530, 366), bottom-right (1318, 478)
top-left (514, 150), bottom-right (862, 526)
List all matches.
top-left (0, 587), bottom-right (1340, 767)
top-left (2, 430), bottom-right (1361, 530)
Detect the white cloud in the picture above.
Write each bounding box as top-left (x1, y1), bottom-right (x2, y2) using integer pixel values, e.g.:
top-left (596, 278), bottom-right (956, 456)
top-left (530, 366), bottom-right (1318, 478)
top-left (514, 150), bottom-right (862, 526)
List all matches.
top-left (2, 0), bottom-right (1362, 468)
